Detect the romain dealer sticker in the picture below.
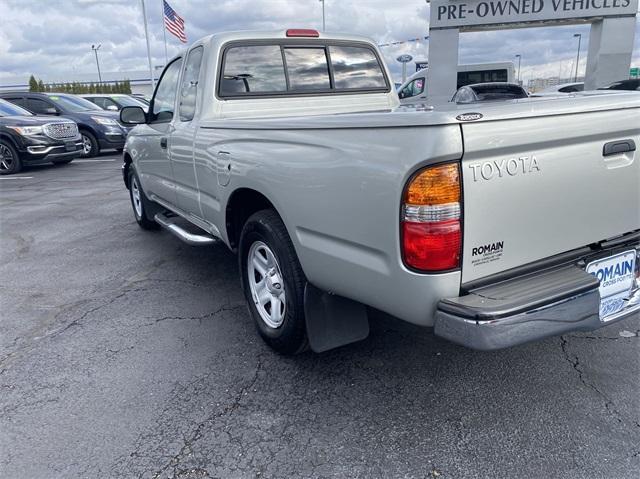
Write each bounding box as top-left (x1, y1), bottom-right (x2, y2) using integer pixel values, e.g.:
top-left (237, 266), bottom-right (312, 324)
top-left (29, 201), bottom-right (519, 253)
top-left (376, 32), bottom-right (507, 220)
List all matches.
top-left (471, 241), bottom-right (504, 267)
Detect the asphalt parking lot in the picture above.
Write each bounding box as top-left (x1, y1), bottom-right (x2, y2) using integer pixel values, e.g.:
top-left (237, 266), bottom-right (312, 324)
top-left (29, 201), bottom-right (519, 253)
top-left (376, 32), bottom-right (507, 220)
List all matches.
top-left (0, 153), bottom-right (638, 479)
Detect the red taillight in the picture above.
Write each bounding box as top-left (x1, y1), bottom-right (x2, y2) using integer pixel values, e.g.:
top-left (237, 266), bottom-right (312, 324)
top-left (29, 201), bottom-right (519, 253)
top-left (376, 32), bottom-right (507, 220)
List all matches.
top-left (402, 221), bottom-right (461, 271)
top-left (401, 163), bottom-right (462, 272)
top-left (286, 29), bottom-right (320, 37)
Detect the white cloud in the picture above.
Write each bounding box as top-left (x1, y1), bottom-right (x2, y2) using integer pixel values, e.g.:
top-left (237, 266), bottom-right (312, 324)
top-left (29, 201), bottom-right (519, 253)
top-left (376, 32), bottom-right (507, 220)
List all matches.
top-left (0, 0), bottom-right (638, 85)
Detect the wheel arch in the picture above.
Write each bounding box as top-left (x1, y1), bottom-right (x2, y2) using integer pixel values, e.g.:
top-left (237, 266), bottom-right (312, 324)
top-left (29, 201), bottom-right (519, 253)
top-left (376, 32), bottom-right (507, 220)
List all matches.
top-left (0, 133), bottom-right (20, 152)
top-left (225, 187), bottom-right (283, 251)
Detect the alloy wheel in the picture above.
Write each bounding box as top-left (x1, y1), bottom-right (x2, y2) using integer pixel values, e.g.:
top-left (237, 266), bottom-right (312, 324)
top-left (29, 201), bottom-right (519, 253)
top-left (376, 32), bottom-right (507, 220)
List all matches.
top-left (247, 241), bottom-right (286, 328)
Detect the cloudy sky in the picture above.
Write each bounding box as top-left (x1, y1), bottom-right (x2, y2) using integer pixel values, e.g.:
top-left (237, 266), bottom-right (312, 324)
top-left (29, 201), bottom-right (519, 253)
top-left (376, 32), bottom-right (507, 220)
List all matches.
top-left (0, 0), bottom-right (638, 86)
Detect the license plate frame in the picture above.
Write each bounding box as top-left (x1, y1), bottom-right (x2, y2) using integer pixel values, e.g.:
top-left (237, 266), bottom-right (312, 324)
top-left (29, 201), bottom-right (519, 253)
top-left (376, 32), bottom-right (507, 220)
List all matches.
top-left (586, 249), bottom-right (636, 321)
top-left (64, 141), bottom-right (76, 152)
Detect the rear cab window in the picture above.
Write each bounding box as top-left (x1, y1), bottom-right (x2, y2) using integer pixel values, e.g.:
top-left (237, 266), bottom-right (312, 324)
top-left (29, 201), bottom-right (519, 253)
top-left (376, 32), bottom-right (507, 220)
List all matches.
top-left (218, 40), bottom-right (389, 98)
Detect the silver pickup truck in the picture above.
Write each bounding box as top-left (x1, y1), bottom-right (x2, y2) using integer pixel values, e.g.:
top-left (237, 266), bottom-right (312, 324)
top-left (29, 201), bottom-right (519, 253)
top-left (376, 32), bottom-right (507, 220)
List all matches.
top-left (119, 29), bottom-right (640, 354)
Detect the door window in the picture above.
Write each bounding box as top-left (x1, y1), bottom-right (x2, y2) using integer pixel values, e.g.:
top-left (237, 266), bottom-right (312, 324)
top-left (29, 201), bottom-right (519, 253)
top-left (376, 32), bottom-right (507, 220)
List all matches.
top-left (27, 98), bottom-right (56, 115)
top-left (179, 46), bottom-right (204, 121)
top-left (399, 78), bottom-right (425, 99)
top-left (151, 58), bottom-right (183, 123)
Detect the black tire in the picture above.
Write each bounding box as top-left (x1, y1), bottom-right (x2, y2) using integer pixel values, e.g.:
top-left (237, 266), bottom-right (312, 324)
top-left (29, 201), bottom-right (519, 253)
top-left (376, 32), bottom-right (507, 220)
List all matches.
top-left (128, 169), bottom-right (160, 230)
top-left (0, 140), bottom-right (22, 175)
top-left (52, 158), bottom-right (74, 166)
top-left (239, 209), bottom-right (309, 355)
top-left (79, 130), bottom-right (99, 158)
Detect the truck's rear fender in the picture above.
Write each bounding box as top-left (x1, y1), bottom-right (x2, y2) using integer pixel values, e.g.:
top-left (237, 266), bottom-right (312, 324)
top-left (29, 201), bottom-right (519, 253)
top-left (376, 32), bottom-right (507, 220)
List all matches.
top-left (204, 122), bottom-right (465, 326)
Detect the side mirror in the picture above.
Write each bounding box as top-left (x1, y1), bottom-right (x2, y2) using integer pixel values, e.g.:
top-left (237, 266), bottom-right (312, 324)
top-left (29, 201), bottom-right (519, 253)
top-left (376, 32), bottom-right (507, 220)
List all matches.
top-left (44, 107), bottom-right (58, 115)
top-left (106, 105), bottom-right (118, 111)
top-left (120, 106), bottom-right (146, 125)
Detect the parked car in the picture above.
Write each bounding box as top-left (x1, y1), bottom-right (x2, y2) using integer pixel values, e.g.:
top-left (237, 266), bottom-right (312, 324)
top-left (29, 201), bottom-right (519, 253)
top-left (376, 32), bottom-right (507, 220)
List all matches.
top-left (531, 82), bottom-right (584, 97)
top-left (0, 98), bottom-right (81, 175)
top-left (0, 92), bottom-right (128, 157)
top-left (130, 93), bottom-right (151, 105)
top-left (598, 79), bottom-right (640, 91)
top-left (120, 29), bottom-right (639, 355)
top-left (451, 82), bottom-right (529, 103)
top-left (397, 63), bottom-right (516, 104)
top-left (80, 94), bottom-right (149, 112)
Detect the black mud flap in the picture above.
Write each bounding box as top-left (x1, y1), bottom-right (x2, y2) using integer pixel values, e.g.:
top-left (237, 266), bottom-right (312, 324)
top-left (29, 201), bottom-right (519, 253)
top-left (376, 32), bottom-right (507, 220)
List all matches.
top-left (304, 284), bottom-right (369, 353)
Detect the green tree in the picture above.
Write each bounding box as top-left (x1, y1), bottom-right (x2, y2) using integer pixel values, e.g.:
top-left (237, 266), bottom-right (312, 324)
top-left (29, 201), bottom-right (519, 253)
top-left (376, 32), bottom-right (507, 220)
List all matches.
top-left (123, 79), bottom-right (132, 94)
top-left (37, 79), bottom-right (45, 92)
top-left (29, 75), bottom-right (39, 91)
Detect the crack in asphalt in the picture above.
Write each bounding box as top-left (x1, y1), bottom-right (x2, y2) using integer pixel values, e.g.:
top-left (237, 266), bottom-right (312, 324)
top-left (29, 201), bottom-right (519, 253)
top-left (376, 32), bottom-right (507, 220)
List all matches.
top-left (566, 329), bottom-right (640, 341)
top-left (149, 354), bottom-right (265, 479)
top-left (149, 304), bottom-right (246, 325)
top-left (0, 286), bottom-right (148, 371)
top-left (560, 335), bottom-right (640, 430)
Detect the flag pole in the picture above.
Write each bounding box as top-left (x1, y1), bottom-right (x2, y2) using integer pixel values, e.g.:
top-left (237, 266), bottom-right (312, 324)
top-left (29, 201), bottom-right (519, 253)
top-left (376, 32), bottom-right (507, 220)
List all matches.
top-left (160, 0), bottom-right (168, 63)
top-left (140, 0), bottom-right (155, 89)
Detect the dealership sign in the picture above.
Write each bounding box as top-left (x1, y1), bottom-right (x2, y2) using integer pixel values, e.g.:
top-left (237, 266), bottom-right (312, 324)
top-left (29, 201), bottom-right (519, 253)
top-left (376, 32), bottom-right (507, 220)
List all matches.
top-left (430, 0), bottom-right (639, 29)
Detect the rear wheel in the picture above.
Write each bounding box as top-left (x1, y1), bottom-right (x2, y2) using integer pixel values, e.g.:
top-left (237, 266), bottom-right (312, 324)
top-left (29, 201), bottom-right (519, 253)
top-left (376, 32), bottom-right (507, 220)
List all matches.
top-left (0, 140), bottom-right (22, 175)
top-left (239, 209), bottom-right (308, 354)
top-left (129, 170), bottom-right (160, 230)
top-left (79, 130), bottom-right (99, 158)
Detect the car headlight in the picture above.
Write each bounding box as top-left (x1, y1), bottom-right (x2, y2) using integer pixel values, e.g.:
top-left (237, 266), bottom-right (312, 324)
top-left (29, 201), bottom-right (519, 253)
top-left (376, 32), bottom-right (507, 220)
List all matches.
top-left (91, 116), bottom-right (119, 126)
top-left (6, 125), bottom-right (44, 136)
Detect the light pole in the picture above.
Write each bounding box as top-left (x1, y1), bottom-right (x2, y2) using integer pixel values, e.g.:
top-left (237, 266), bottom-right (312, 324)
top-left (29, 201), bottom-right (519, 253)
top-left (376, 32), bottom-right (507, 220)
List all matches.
top-left (515, 54), bottom-right (522, 85)
top-left (91, 44), bottom-right (102, 84)
top-left (319, 0), bottom-right (325, 32)
top-left (573, 33), bottom-right (582, 82)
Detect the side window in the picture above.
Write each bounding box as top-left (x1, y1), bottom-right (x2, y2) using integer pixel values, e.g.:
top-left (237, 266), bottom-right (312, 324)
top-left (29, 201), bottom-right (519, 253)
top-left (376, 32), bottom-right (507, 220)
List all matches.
top-left (283, 47), bottom-right (330, 91)
top-left (399, 78), bottom-right (424, 99)
top-left (220, 45), bottom-right (286, 95)
top-left (329, 46), bottom-right (386, 89)
top-left (151, 58), bottom-right (183, 122)
top-left (179, 46), bottom-right (203, 121)
top-left (91, 97), bottom-right (107, 109)
top-left (412, 78), bottom-right (425, 96)
top-left (102, 98), bottom-right (118, 109)
top-left (5, 97), bottom-right (27, 109)
top-left (399, 81), bottom-right (414, 99)
top-left (27, 98), bottom-right (55, 114)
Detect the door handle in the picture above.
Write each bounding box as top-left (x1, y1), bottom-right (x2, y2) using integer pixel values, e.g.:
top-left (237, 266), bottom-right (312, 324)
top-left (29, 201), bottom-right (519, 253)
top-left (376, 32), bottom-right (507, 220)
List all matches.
top-left (603, 139), bottom-right (635, 157)
top-left (160, 137), bottom-right (168, 149)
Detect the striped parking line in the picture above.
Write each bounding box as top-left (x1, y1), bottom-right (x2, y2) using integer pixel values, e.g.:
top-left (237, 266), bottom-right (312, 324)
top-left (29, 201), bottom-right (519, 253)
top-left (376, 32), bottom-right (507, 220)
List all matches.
top-left (0, 176), bottom-right (34, 180)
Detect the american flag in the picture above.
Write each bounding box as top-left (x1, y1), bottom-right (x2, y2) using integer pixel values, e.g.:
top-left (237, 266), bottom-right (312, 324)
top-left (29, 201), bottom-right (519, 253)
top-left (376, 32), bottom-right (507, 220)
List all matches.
top-left (163, 0), bottom-right (187, 44)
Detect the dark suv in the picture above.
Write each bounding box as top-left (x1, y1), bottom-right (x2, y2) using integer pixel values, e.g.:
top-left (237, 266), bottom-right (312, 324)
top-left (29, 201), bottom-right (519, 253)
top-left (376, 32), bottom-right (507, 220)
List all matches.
top-left (598, 79), bottom-right (640, 91)
top-left (0, 99), bottom-right (82, 175)
top-left (0, 92), bottom-right (129, 158)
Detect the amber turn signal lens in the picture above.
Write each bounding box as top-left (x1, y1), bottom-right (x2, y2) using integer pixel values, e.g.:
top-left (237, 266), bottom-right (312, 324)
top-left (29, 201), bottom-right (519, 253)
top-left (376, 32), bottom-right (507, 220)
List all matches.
top-left (405, 163), bottom-right (460, 205)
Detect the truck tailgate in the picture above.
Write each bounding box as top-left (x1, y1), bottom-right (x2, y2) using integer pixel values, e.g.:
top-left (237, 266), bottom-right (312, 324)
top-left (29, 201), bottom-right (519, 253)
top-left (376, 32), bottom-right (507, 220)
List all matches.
top-left (460, 106), bottom-right (640, 283)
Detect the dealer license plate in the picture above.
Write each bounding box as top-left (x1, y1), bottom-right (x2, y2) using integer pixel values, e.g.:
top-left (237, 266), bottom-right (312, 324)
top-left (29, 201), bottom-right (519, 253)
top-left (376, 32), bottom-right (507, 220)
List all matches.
top-left (586, 250), bottom-right (636, 321)
top-left (65, 141), bottom-right (76, 152)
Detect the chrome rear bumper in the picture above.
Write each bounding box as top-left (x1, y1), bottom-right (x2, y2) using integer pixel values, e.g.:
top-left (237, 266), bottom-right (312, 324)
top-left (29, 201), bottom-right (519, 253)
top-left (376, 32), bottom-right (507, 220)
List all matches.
top-left (434, 248), bottom-right (640, 350)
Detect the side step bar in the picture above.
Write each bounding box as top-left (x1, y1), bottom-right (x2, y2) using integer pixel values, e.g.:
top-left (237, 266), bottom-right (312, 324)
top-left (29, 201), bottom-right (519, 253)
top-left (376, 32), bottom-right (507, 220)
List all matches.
top-left (154, 213), bottom-right (217, 246)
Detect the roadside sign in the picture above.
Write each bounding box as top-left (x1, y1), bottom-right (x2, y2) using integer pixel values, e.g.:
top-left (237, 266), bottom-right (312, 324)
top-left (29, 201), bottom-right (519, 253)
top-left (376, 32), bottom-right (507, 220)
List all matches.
top-left (397, 55), bottom-right (413, 84)
top-left (631, 67), bottom-right (639, 78)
